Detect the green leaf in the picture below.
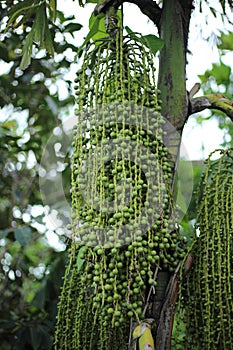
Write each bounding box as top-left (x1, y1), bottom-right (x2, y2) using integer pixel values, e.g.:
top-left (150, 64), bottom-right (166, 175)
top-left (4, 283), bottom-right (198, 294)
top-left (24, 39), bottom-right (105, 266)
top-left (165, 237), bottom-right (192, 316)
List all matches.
top-left (125, 27), bottom-right (164, 55)
top-left (12, 7), bottom-right (35, 29)
top-left (43, 14), bottom-right (54, 55)
top-left (34, 4), bottom-right (46, 44)
top-left (34, 3), bottom-right (54, 55)
top-left (141, 34), bottom-right (164, 55)
top-left (64, 22), bottom-right (83, 36)
top-left (20, 27), bottom-right (35, 70)
top-left (19, 3), bottom-right (54, 69)
top-left (199, 61), bottom-right (231, 86)
top-left (125, 25), bottom-right (137, 38)
top-left (211, 61), bottom-right (231, 85)
top-left (14, 226), bottom-right (33, 246)
top-left (78, 14), bottom-right (108, 53)
top-left (209, 6), bottom-right (217, 17)
top-left (56, 10), bottom-right (75, 24)
top-left (92, 17), bottom-right (108, 41)
top-left (80, 16), bottom-right (100, 47)
top-left (6, 0), bottom-right (39, 30)
top-left (49, 0), bottom-right (57, 21)
top-left (218, 32), bottom-right (233, 51)
top-left (88, 12), bottom-right (108, 38)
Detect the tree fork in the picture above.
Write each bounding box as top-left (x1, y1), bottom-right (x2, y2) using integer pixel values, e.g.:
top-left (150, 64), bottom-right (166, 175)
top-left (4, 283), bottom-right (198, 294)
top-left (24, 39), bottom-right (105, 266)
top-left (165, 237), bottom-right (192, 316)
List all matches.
top-left (94, 0), bottom-right (162, 27)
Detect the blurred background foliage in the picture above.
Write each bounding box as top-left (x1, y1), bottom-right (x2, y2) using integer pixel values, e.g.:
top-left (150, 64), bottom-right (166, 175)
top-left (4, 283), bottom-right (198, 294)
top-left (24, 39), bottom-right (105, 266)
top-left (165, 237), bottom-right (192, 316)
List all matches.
top-left (198, 31), bottom-right (233, 148)
top-left (0, 1), bottom-right (82, 348)
top-left (0, 0), bottom-right (232, 349)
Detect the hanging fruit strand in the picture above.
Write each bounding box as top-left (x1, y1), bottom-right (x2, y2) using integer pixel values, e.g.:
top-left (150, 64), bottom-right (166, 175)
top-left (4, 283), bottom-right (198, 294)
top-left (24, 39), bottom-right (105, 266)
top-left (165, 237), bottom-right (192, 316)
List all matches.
top-left (174, 148), bottom-right (233, 350)
top-left (55, 22), bottom-right (187, 350)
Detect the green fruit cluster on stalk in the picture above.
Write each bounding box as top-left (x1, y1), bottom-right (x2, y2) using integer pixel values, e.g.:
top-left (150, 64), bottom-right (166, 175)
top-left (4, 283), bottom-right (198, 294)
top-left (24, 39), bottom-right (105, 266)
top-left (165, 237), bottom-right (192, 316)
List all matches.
top-left (54, 29), bottom-right (186, 350)
top-left (173, 149), bottom-right (233, 350)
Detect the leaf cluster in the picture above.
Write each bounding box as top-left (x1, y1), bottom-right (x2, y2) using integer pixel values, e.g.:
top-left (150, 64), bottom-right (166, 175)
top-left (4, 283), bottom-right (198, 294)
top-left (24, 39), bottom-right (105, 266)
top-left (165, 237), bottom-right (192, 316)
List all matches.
top-left (1, 0), bottom-right (82, 69)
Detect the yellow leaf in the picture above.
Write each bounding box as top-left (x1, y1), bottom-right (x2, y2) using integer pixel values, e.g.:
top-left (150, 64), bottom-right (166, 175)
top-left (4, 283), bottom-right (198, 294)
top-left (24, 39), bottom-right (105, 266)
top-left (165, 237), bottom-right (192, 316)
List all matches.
top-left (133, 323), bottom-right (155, 350)
top-left (139, 328), bottom-right (155, 350)
top-left (133, 324), bottom-right (142, 340)
top-left (2, 121), bottom-right (17, 128)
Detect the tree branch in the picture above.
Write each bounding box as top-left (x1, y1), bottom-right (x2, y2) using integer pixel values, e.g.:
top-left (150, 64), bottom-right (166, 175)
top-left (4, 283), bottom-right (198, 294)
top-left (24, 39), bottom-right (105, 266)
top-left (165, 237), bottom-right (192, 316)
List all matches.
top-left (189, 94), bottom-right (233, 121)
top-left (127, 0), bottom-right (161, 26)
top-left (155, 263), bottom-right (181, 350)
top-left (156, 253), bottom-right (193, 350)
top-left (94, 0), bottom-right (162, 27)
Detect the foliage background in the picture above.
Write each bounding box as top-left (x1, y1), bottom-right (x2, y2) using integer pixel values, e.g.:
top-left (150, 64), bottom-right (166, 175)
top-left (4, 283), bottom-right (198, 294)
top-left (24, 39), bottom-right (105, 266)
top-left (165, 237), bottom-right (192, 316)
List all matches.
top-left (0, 1), bottom-right (232, 349)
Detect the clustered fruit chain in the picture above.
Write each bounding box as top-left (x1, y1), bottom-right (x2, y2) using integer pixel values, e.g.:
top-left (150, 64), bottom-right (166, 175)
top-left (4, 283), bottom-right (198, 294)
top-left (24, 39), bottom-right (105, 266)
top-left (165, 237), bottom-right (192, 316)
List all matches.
top-left (55, 29), bottom-right (187, 349)
top-left (174, 149), bottom-right (233, 350)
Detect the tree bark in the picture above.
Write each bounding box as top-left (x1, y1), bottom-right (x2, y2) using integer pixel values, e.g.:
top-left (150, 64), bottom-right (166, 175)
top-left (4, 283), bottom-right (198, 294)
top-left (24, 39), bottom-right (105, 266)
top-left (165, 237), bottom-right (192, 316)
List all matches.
top-left (157, 0), bottom-right (189, 160)
top-left (155, 1), bottom-right (193, 349)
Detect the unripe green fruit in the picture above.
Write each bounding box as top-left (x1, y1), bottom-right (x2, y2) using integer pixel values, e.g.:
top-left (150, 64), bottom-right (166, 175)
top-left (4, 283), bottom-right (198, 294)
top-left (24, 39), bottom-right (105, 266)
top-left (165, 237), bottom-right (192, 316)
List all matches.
top-left (107, 308), bottom-right (114, 314)
top-left (114, 310), bottom-right (121, 317)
